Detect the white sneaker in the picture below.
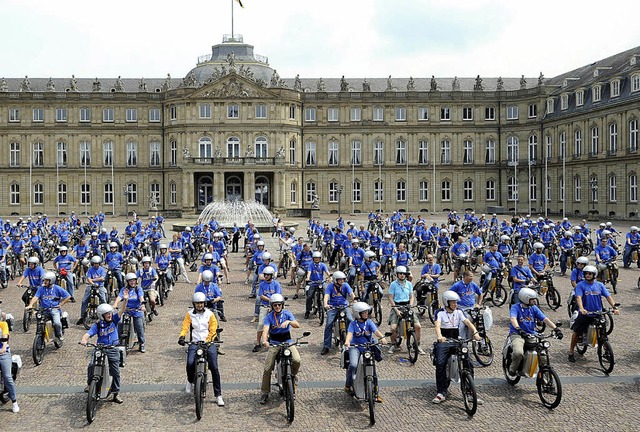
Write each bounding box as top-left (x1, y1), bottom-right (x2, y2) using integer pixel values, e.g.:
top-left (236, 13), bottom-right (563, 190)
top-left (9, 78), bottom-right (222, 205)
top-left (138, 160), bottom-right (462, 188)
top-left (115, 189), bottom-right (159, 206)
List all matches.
top-left (12, 401), bottom-right (19, 413)
top-left (388, 345), bottom-right (396, 355)
top-left (216, 396), bottom-right (225, 407)
top-left (432, 393), bottom-right (446, 404)
top-left (185, 382), bottom-right (193, 393)
top-left (417, 346), bottom-right (427, 355)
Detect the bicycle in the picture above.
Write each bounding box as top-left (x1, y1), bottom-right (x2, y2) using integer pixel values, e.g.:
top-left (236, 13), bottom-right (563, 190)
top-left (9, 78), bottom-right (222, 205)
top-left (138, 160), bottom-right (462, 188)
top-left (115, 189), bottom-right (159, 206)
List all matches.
top-left (481, 267), bottom-right (508, 307)
top-left (347, 339), bottom-right (387, 426)
top-left (467, 307), bottom-right (494, 367)
top-left (119, 308), bottom-right (143, 353)
top-left (575, 306), bottom-right (618, 374)
top-left (415, 280), bottom-right (439, 324)
top-left (270, 332), bottom-right (310, 423)
top-left (363, 279), bottom-right (384, 326)
top-left (470, 247), bottom-right (485, 272)
top-left (329, 306), bottom-right (349, 349)
top-left (305, 280), bottom-right (326, 325)
top-left (438, 247), bottom-right (452, 275)
top-left (502, 327), bottom-right (563, 409)
top-left (156, 269), bottom-right (171, 306)
top-left (392, 305), bottom-right (420, 364)
top-left (19, 284), bottom-right (36, 332)
top-left (599, 260), bottom-right (619, 294)
top-left (30, 306), bottom-right (67, 365)
top-left (83, 285), bottom-right (102, 330)
top-left (187, 333), bottom-right (223, 421)
top-left (82, 342), bottom-right (121, 423)
top-left (533, 270), bottom-right (561, 311)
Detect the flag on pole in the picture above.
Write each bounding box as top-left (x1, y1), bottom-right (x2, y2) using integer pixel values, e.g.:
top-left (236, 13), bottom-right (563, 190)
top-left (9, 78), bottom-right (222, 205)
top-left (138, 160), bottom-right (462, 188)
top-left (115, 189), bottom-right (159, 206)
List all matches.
top-left (235, 0), bottom-right (244, 8)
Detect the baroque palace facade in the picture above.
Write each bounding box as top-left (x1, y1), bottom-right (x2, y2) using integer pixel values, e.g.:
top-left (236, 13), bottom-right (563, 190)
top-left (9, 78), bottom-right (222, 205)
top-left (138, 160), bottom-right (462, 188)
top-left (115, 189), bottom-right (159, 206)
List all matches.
top-left (0, 34), bottom-right (639, 219)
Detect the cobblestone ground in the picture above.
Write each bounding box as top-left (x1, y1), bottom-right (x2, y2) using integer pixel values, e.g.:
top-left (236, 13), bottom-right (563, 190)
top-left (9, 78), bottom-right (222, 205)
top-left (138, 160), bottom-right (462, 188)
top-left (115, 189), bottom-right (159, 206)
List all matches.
top-left (0, 215), bottom-right (639, 429)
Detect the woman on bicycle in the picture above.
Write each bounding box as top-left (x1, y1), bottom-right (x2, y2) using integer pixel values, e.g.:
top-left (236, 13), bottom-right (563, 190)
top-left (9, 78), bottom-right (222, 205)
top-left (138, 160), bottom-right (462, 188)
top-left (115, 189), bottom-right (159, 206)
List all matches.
top-left (0, 308), bottom-right (19, 412)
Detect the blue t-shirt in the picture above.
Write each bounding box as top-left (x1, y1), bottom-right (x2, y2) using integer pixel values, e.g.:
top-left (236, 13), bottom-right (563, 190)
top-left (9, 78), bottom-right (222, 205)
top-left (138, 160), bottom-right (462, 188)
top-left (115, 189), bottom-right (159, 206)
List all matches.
top-left (117, 286), bottom-right (145, 318)
top-left (509, 303), bottom-right (546, 335)
top-left (87, 266), bottom-right (107, 286)
top-left (420, 263), bottom-right (441, 287)
top-left (136, 267), bottom-right (158, 289)
top-left (348, 319), bottom-right (378, 349)
top-left (54, 253), bottom-right (76, 270)
top-left (23, 266), bottom-right (46, 287)
top-left (194, 282), bottom-right (222, 303)
top-left (448, 281), bottom-right (482, 309)
top-left (325, 282), bottom-right (353, 307)
top-left (258, 280), bottom-right (282, 306)
top-left (574, 280), bottom-right (610, 313)
top-left (307, 261), bottom-right (328, 282)
top-left (389, 280), bottom-right (413, 303)
top-left (510, 265), bottom-right (533, 291)
top-left (87, 313), bottom-right (121, 345)
top-left (528, 253), bottom-right (548, 272)
top-left (264, 309), bottom-right (296, 345)
top-left (34, 284), bottom-right (70, 309)
top-left (360, 260), bottom-right (380, 279)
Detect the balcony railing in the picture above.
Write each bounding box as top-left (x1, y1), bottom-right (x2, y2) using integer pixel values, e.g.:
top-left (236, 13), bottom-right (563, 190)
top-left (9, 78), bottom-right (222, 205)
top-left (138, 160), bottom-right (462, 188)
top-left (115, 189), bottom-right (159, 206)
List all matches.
top-left (188, 156), bottom-right (284, 166)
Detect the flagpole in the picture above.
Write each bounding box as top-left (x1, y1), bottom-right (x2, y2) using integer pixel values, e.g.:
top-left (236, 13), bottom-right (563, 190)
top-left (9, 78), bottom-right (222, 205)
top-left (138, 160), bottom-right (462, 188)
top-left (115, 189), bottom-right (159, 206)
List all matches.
top-left (111, 156), bottom-right (115, 217)
top-left (231, 0), bottom-right (234, 38)
top-left (56, 151), bottom-right (59, 217)
top-left (84, 164), bottom-right (88, 216)
top-left (29, 144), bottom-right (33, 217)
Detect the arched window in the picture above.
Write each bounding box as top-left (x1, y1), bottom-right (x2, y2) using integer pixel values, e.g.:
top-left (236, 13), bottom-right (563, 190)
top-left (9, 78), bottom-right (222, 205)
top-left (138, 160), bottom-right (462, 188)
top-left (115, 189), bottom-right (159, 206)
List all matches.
top-left (227, 136), bottom-right (240, 158)
top-left (255, 136), bottom-right (268, 158)
top-left (199, 137), bottom-right (212, 158)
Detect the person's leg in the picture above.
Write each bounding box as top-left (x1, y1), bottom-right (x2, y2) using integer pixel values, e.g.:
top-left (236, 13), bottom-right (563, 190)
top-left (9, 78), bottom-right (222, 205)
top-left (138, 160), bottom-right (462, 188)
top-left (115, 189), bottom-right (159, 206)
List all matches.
top-left (49, 309), bottom-right (63, 339)
top-left (323, 308), bottom-right (337, 349)
top-left (508, 335), bottom-right (525, 374)
top-left (186, 345), bottom-right (196, 383)
top-left (206, 345), bottom-right (222, 396)
top-left (345, 347), bottom-right (360, 388)
top-left (133, 316), bottom-right (145, 346)
top-left (290, 346), bottom-right (301, 377)
top-left (434, 343), bottom-right (452, 395)
top-left (106, 349), bottom-right (121, 394)
top-left (261, 347), bottom-right (278, 394)
top-left (0, 353), bottom-right (17, 402)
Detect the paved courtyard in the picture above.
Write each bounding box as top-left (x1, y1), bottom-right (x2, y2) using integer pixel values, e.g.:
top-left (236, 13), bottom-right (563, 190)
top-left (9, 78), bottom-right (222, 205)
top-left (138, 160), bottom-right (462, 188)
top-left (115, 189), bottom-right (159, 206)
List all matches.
top-left (0, 214), bottom-right (639, 430)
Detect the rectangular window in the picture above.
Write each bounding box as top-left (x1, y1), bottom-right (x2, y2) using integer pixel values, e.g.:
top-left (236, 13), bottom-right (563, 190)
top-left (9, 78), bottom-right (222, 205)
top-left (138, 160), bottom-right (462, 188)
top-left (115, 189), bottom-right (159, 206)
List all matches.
top-left (149, 108), bottom-right (160, 123)
top-left (485, 140), bottom-right (496, 164)
top-left (150, 142), bottom-right (160, 166)
top-left (462, 107), bottom-right (473, 120)
top-left (546, 99), bottom-right (554, 114)
top-left (57, 142), bottom-right (67, 167)
top-left (150, 183), bottom-right (160, 206)
top-left (463, 180), bottom-right (473, 201)
top-left (127, 142), bottom-right (138, 166)
top-left (418, 140), bottom-right (429, 165)
top-left (418, 107), bottom-right (428, 121)
top-left (373, 140), bottom-right (384, 166)
top-left (104, 183), bottom-right (113, 204)
top-left (507, 106), bottom-right (518, 120)
top-left (509, 178), bottom-right (519, 201)
top-left (350, 140), bottom-right (362, 166)
top-left (611, 80), bottom-right (620, 97)
top-left (630, 175), bottom-right (638, 202)
top-left (593, 85), bottom-right (601, 102)
top-left (463, 140), bottom-right (473, 164)
top-left (305, 142), bottom-right (316, 166)
top-left (32, 142), bottom-right (43, 167)
top-left (80, 108), bottom-right (91, 123)
top-left (289, 104), bottom-right (296, 120)
top-left (255, 104), bottom-right (267, 119)
top-left (440, 140), bottom-right (450, 164)
top-left (486, 180), bottom-right (496, 201)
top-left (33, 183), bottom-right (44, 205)
top-left (55, 108), bottom-right (68, 122)
top-left (559, 132), bottom-right (566, 159)
top-left (395, 107), bottom-right (406, 121)
top-left (546, 135), bottom-right (553, 160)
top-left (328, 182), bottom-right (339, 203)
top-left (441, 180), bottom-right (451, 201)
top-left (328, 141), bottom-right (339, 166)
top-left (561, 95), bottom-right (568, 110)
top-left (574, 130), bottom-right (582, 157)
top-left (396, 180), bottom-right (406, 202)
top-left (350, 107), bottom-right (362, 122)
top-left (633, 75), bottom-right (640, 92)
top-left (290, 182), bottom-right (297, 204)
top-left (546, 176), bottom-right (551, 202)
top-left (440, 107), bottom-right (451, 121)
top-left (528, 103), bottom-right (537, 118)
top-left (125, 108), bottom-right (138, 122)
top-left (395, 140), bottom-right (406, 165)
top-left (126, 184), bottom-right (137, 205)
top-left (306, 182), bottom-right (316, 203)
top-left (327, 107), bottom-right (339, 122)
top-left (80, 141), bottom-right (91, 167)
top-left (530, 176), bottom-right (538, 201)
top-left (169, 105), bottom-right (177, 120)
top-left (591, 127), bottom-right (599, 156)
top-left (352, 181), bottom-right (361, 203)
top-left (81, 183), bottom-right (91, 205)
top-left (559, 177), bottom-right (564, 202)
top-left (58, 183), bottom-right (67, 205)
top-left (484, 107), bottom-right (495, 121)
top-left (9, 108), bottom-right (20, 123)
top-left (609, 176), bottom-right (617, 202)
top-left (609, 123), bottom-right (618, 154)
top-left (508, 137), bottom-right (519, 163)
top-left (103, 141), bottom-right (113, 167)
top-left (170, 140), bottom-right (177, 166)
top-left (10, 183), bottom-right (19, 205)
top-left (227, 104), bottom-right (239, 118)
top-left (419, 181), bottom-right (428, 201)
top-left (576, 91), bottom-right (584, 107)
top-left (33, 108), bottom-right (44, 122)
top-left (304, 107), bottom-right (316, 122)
top-left (170, 182), bottom-right (177, 205)
top-left (289, 139), bottom-right (297, 164)
top-left (227, 140), bottom-right (240, 158)
top-left (103, 108), bottom-right (114, 122)
top-left (629, 119), bottom-right (638, 153)
top-left (373, 106), bottom-right (384, 122)
top-left (374, 180), bottom-right (384, 202)
top-left (574, 177), bottom-right (581, 202)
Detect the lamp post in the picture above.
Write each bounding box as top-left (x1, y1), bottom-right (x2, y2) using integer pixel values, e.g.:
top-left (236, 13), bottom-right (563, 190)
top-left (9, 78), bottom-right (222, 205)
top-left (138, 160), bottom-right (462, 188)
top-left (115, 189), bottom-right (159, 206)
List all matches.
top-left (123, 185), bottom-right (130, 220)
top-left (590, 177), bottom-right (598, 211)
top-left (337, 184), bottom-right (344, 217)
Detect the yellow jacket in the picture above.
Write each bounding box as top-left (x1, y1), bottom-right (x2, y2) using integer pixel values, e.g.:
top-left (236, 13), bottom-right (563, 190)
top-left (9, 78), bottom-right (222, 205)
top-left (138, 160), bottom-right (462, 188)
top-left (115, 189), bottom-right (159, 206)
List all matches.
top-left (179, 308), bottom-right (218, 343)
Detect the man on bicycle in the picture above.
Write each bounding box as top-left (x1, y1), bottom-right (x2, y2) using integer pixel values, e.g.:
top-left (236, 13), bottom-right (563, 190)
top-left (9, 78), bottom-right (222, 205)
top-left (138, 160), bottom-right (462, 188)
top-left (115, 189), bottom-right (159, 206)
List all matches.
top-left (53, 246), bottom-right (76, 301)
top-left (481, 242), bottom-right (505, 293)
top-left (360, 251), bottom-right (381, 303)
top-left (528, 242), bottom-right (550, 281)
top-left (321, 271), bottom-right (354, 355)
top-left (136, 257), bottom-right (159, 320)
top-left (26, 271), bottom-right (70, 344)
top-left (178, 292), bottom-right (224, 406)
top-left (387, 266), bottom-right (425, 355)
top-left (113, 273), bottom-right (146, 353)
top-left (253, 267), bottom-right (282, 352)
top-left (105, 242), bottom-right (125, 291)
top-left (304, 252), bottom-right (330, 319)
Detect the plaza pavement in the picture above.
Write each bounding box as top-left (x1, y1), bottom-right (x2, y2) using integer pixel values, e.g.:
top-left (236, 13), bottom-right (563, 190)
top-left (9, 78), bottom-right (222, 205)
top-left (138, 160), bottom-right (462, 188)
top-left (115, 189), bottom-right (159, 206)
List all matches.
top-left (0, 214), bottom-right (639, 430)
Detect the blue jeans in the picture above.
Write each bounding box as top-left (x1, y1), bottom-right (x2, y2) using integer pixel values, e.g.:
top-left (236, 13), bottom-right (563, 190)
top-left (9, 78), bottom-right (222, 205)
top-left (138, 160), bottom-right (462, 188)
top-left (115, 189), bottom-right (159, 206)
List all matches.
top-left (119, 315), bottom-right (145, 345)
top-left (323, 307), bottom-right (353, 349)
top-left (80, 285), bottom-right (107, 318)
top-left (87, 347), bottom-right (121, 394)
top-left (434, 341), bottom-right (457, 394)
top-left (60, 272), bottom-right (75, 298)
top-left (45, 308), bottom-right (63, 339)
top-left (560, 252), bottom-right (569, 274)
top-left (0, 351), bottom-right (17, 402)
top-left (345, 347), bottom-right (362, 387)
top-left (186, 344), bottom-right (222, 397)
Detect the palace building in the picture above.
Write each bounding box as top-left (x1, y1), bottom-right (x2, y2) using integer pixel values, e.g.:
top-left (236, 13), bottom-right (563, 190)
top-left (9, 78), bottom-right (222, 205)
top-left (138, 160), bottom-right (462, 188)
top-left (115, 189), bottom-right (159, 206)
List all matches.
top-left (0, 34), bottom-right (639, 219)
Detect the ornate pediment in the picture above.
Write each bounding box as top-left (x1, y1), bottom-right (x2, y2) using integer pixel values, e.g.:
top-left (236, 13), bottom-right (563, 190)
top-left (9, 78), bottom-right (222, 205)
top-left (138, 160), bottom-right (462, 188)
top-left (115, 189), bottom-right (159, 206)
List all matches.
top-left (192, 74), bottom-right (276, 100)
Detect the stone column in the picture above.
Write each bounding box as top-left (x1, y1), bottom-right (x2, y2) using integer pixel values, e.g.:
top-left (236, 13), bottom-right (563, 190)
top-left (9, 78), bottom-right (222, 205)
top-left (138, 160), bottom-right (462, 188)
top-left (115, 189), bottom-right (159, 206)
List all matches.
top-left (244, 171), bottom-right (255, 201)
top-left (182, 171), bottom-right (192, 213)
top-left (214, 171), bottom-right (224, 201)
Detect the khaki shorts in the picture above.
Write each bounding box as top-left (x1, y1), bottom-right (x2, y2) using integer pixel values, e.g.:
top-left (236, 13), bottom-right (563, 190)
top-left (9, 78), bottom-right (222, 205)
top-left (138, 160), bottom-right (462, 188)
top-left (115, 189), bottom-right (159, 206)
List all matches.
top-left (257, 305), bottom-right (269, 331)
top-left (145, 289), bottom-right (158, 301)
top-left (388, 306), bottom-right (421, 326)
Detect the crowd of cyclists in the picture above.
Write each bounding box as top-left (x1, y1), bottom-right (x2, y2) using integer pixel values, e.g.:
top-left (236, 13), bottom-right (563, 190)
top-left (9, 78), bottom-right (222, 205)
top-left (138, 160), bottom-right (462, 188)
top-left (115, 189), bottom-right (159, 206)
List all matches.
top-left (0, 207), bottom-right (637, 420)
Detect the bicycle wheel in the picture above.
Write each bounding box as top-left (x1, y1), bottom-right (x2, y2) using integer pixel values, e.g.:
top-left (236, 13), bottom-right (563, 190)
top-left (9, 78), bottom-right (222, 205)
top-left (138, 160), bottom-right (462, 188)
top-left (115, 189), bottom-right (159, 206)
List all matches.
top-left (502, 349), bottom-right (521, 385)
top-left (366, 376), bottom-right (376, 426)
top-left (597, 340), bottom-right (615, 374)
top-left (157, 280), bottom-right (165, 306)
top-left (610, 269), bottom-right (618, 294)
top-left (285, 375), bottom-right (295, 423)
top-left (470, 257), bottom-right (479, 272)
top-left (428, 300), bottom-right (438, 324)
top-left (86, 379), bottom-right (99, 423)
top-left (194, 372), bottom-right (205, 421)
top-left (604, 312), bottom-right (614, 336)
top-left (406, 330), bottom-right (418, 364)
top-left (536, 367), bottom-right (562, 409)
top-left (490, 284), bottom-right (507, 307)
top-left (84, 308), bottom-right (98, 330)
top-left (23, 309), bottom-right (32, 332)
top-left (317, 294), bottom-right (325, 326)
top-left (32, 335), bottom-right (45, 365)
top-left (372, 299), bottom-right (383, 326)
top-left (576, 342), bottom-right (588, 355)
top-left (545, 287), bottom-right (561, 311)
top-left (637, 276), bottom-right (640, 290)
top-left (460, 371), bottom-right (478, 416)
top-left (473, 336), bottom-right (494, 367)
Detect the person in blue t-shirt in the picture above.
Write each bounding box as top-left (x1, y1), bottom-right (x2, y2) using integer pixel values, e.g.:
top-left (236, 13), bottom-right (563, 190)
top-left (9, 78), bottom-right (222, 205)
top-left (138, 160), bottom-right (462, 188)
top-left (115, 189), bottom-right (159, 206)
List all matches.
top-left (321, 271), bottom-right (354, 355)
top-left (53, 246), bottom-right (77, 299)
top-left (510, 255), bottom-right (534, 299)
top-left (568, 266), bottom-right (619, 363)
top-left (80, 303), bottom-right (123, 404)
top-left (528, 242), bottom-right (549, 280)
top-left (622, 226), bottom-right (640, 268)
top-left (506, 288), bottom-right (561, 376)
top-left (304, 252), bottom-right (330, 319)
top-left (113, 273), bottom-right (146, 353)
top-left (253, 267), bottom-right (282, 352)
top-left (447, 271), bottom-right (484, 311)
top-left (194, 270), bottom-right (225, 321)
top-left (26, 271), bottom-right (70, 342)
top-left (594, 237), bottom-right (618, 281)
top-left (136, 257), bottom-right (159, 319)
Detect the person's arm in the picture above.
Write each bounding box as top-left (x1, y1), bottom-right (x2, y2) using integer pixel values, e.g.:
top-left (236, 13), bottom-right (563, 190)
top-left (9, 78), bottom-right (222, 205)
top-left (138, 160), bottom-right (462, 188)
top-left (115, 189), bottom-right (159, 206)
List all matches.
top-left (80, 331), bottom-right (92, 345)
top-left (261, 323), bottom-right (270, 347)
top-left (434, 319), bottom-right (445, 342)
top-left (26, 293), bottom-right (39, 309)
top-left (463, 317), bottom-right (482, 340)
top-left (606, 296), bottom-right (620, 314)
top-left (323, 293), bottom-right (330, 310)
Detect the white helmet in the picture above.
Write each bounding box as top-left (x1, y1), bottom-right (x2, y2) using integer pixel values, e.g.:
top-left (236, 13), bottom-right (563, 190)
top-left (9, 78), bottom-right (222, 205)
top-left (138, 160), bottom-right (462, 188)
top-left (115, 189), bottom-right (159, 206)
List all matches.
top-left (257, 240), bottom-right (265, 247)
top-left (81, 258), bottom-right (90, 266)
top-left (500, 235), bottom-right (510, 242)
top-left (364, 251), bottom-right (376, 259)
top-left (27, 256), bottom-right (39, 264)
top-left (91, 256), bottom-right (102, 264)
top-left (522, 223), bottom-right (529, 228)
top-left (599, 223), bottom-right (606, 228)
top-left (141, 256), bottom-right (152, 264)
top-left (101, 228), bottom-right (107, 233)
top-left (533, 242), bottom-right (544, 250)
top-left (109, 242), bottom-right (118, 248)
top-left (263, 252), bottom-right (272, 261)
top-left (576, 256), bottom-right (589, 265)
top-left (396, 265), bottom-right (408, 275)
top-left (289, 227), bottom-right (296, 234)
top-left (542, 225), bottom-right (550, 229)
top-left (43, 271), bottom-right (56, 283)
top-left (202, 270), bottom-right (214, 282)
top-left (262, 266), bottom-right (275, 276)
top-left (192, 292), bottom-right (206, 303)
top-left (606, 222), bottom-right (612, 227)
top-left (583, 265), bottom-right (597, 274)
top-left (125, 272), bottom-right (137, 281)
top-left (185, 227), bottom-right (191, 232)
top-left (442, 291), bottom-right (460, 304)
top-left (59, 246), bottom-right (68, 252)
top-left (384, 234), bottom-right (392, 239)
top-left (312, 251), bottom-right (322, 259)
top-left (269, 293), bottom-right (285, 305)
top-left (632, 226), bottom-right (639, 232)
top-left (564, 231), bottom-right (573, 237)
top-left (97, 303), bottom-right (114, 318)
top-left (602, 230), bottom-right (611, 236)
top-left (160, 244), bottom-right (168, 250)
top-left (352, 301), bottom-right (372, 315)
top-left (518, 287), bottom-right (538, 304)
top-left (549, 223), bottom-right (555, 228)
top-left (440, 229), bottom-right (448, 235)
top-left (203, 253), bottom-right (214, 261)
top-left (333, 271), bottom-right (347, 280)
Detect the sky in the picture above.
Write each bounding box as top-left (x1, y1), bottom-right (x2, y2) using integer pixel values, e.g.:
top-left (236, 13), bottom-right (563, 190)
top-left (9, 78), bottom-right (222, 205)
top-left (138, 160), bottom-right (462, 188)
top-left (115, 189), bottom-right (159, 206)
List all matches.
top-left (1, 0), bottom-right (640, 81)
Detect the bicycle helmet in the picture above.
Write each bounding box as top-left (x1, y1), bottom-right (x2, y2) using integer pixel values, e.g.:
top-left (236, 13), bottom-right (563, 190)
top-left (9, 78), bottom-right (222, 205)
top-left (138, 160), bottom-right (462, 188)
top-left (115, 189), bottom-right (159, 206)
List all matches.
top-left (109, 242), bottom-right (118, 248)
top-left (160, 244), bottom-right (167, 250)
top-left (130, 257), bottom-right (138, 265)
top-left (81, 258), bottom-right (90, 266)
top-left (141, 256), bottom-right (152, 264)
top-left (262, 252), bottom-right (272, 261)
top-left (257, 240), bottom-right (265, 247)
top-left (203, 253), bottom-right (214, 261)
top-left (632, 226), bottom-right (639, 232)
top-left (101, 228), bottom-right (107, 233)
top-left (59, 246), bottom-right (68, 252)
top-left (332, 271), bottom-right (347, 280)
top-left (91, 256), bottom-right (102, 264)
top-left (351, 238), bottom-right (360, 244)
top-left (583, 265), bottom-right (597, 274)
top-left (201, 270), bottom-right (214, 282)
top-left (192, 292), bottom-right (206, 303)
top-left (518, 287), bottom-right (538, 304)
top-left (42, 271), bottom-right (56, 283)
top-left (125, 272), bottom-right (137, 281)
top-left (500, 235), bottom-right (510, 242)
top-left (542, 225), bottom-right (550, 230)
top-left (364, 250), bottom-right (376, 259)
top-left (262, 266), bottom-right (275, 276)
top-left (440, 229), bottom-right (448, 235)
top-left (605, 222), bottom-right (612, 227)
top-left (522, 223), bottom-right (529, 228)
top-left (352, 301), bottom-right (372, 315)
top-left (533, 242), bottom-right (544, 250)
top-left (442, 290), bottom-right (460, 305)
top-left (27, 256), bottom-right (39, 265)
top-left (602, 230), bottom-right (611, 236)
top-left (574, 226), bottom-right (581, 231)
top-left (384, 234), bottom-right (391, 239)
top-left (312, 251), bottom-right (322, 259)
top-left (564, 231), bottom-right (573, 237)
top-left (185, 227), bottom-right (191, 232)
top-left (97, 303), bottom-right (114, 318)
top-left (91, 232), bottom-right (98, 237)
top-left (396, 265), bottom-right (408, 275)
top-left (269, 293), bottom-right (285, 305)
top-left (576, 256), bottom-right (589, 265)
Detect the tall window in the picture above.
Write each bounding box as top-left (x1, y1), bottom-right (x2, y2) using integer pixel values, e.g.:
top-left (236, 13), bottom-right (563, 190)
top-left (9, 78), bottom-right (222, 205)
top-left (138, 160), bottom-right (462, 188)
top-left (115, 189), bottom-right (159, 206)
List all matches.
top-left (462, 107), bottom-right (473, 121)
top-left (289, 104), bottom-right (296, 120)
top-left (351, 107), bottom-right (362, 121)
top-left (373, 106), bottom-right (384, 122)
top-left (328, 140), bottom-right (339, 166)
top-left (560, 94), bottom-right (568, 110)
top-left (10, 142), bottom-right (20, 167)
top-left (507, 136), bottom-right (519, 163)
top-left (395, 140), bottom-right (406, 164)
top-left (32, 142), bottom-right (44, 167)
top-left (80, 107), bottom-right (91, 123)
top-left (611, 80), bottom-right (620, 97)
top-left (80, 141), bottom-right (91, 167)
top-left (55, 108), bottom-right (68, 122)
top-left (609, 175), bottom-right (617, 202)
top-left (463, 179), bottom-right (473, 201)
top-left (150, 183), bottom-right (160, 205)
top-left (630, 119), bottom-right (638, 152)
top-left (125, 108), bottom-right (137, 122)
top-left (530, 176), bottom-right (538, 201)
top-left (9, 108), bottom-right (20, 123)
top-left (10, 183), bottom-right (19, 204)
top-left (306, 181), bottom-right (316, 203)
top-left (255, 136), bottom-right (268, 158)
top-left (290, 182), bottom-right (297, 204)
top-left (58, 183), bottom-right (67, 205)
top-left (103, 108), bottom-right (114, 122)
top-left (352, 180), bottom-right (361, 202)
top-left (591, 126), bottom-right (599, 155)
top-left (199, 137), bottom-right (212, 158)
top-left (508, 176), bottom-right (518, 201)
top-left (574, 176), bottom-right (581, 202)
top-left (633, 74), bottom-right (640, 92)
top-left (545, 135), bottom-right (553, 160)
top-left (546, 176), bottom-right (552, 202)
top-left (255, 104), bottom-right (267, 119)
top-left (373, 140), bottom-right (384, 165)
top-left (126, 141), bottom-right (137, 166)
top-left (150, 142), bottom-right (160, 166)
top-left (104, 183), bottom-right (113, 204)
top-left (170, 182), bottom-right (177, 205)
top-left (103, 141), bottom-right (113, 166)
top-left (170, 140), bottom-right (177, 166)
top-left (199, 104), bottom-right (211, 119)
top-left (227, 104), bottom-right (239, 118)
top-left (463, 140), bottom-right (473, 164)
top-left (33, 108), bottom-right (44, 122)
top-left (350, 140), bottom-right (362, 166)
top-left (328, 182), bottom-right (339, 203)
top-left (305, 142), bottom-right (316, 166)
top-left (33, 183), bottom-right (44, 205)
top-left (590, 176), bottom-right (598, 202)
top-left (507, 106), bottom-right (518, 120)
top-left (440, 140), bottom-right (450, 164)
top-left (418, 107), bottom-right (428, 121)
top-left (227, 137), bottom-right (240, 158)
top-left (486, 180), bottom-right (496, 201)
top-left (559, 132), bottom-right (566, 158)
top-left (374, 180), bottom-right (384, 202)
top-left (289, 138), bottom-right (296, 164)
top-left (304, 107), bottom-right (316, 122)
top-left (559, 176), bottom-right (565, 202)
top-left (485, 107), bottom-right (495, 120)
top-left (127, 183), bottom-right (137, 205)
top-left (485, 140), bottom-right (495, 164)
top-left (441, 180), bottom-right (451, 201)
top-left (609, 123), bottom-right (618, 154)
top-left (418, 140), bottom-right (429, 165)
top-left (630, 174), bottom-right (638, 202)
top-left (57, 141), bottom-right (68, 167)
top-left (396, 180), bottom-right (406, 202)
top-left (395, 107), bottom-right (406, 121)
top-left (574, 130), bottom-right (582, 157)
top-left (149, 108), bottom-right (160, 123)
top-left (81, 183), bottom-right (91, 205)
top-left (576, 90), bottom-right (584, 107)
top-left (528, 103), bottom-right (537, 118)
top-left (169, 105), bottom-right (177, 120)
top-left (440, 107), bottom-right (451, 121)
top-left (327, 107), bottom-right (339, 122)
top-left (419, 180), bottom-right (429, 201)
top-left (528, 135), bottom-right (538, 161)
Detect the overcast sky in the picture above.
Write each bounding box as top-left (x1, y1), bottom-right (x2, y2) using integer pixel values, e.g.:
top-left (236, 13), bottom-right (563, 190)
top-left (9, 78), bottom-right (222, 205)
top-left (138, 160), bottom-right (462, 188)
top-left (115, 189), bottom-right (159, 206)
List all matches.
top-left (2, 0), bottom-right (639, 80)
